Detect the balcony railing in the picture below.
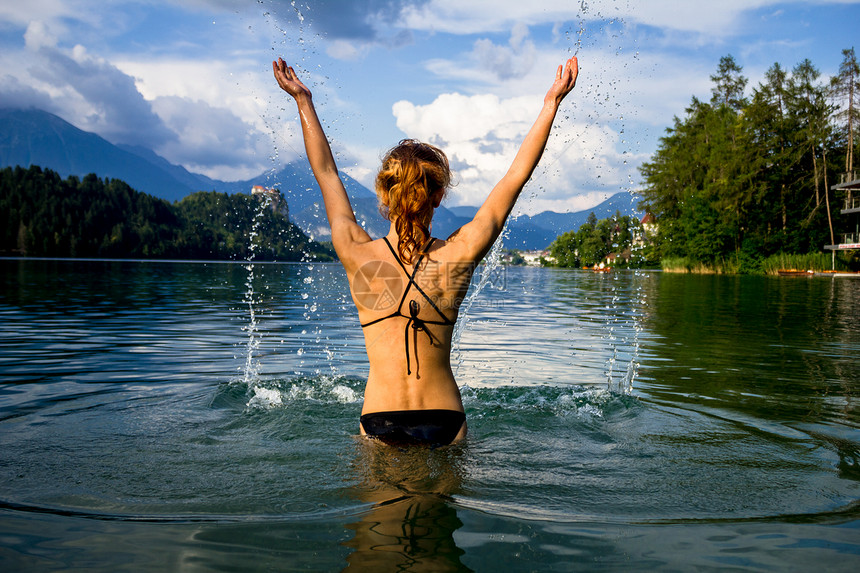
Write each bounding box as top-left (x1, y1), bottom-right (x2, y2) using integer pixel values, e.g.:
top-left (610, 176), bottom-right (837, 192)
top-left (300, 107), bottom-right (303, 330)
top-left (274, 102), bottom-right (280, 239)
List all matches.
top-left (838, 171), bottom-right (858, 185)
top-left (844, 194), bottom-right (860, 211)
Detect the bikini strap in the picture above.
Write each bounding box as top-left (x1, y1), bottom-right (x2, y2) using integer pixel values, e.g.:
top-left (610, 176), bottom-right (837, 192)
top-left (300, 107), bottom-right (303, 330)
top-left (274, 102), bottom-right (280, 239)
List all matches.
top-left (382, 236), bottom-right (430, 276)
top-left (363, 236), bottom-right (454, 378)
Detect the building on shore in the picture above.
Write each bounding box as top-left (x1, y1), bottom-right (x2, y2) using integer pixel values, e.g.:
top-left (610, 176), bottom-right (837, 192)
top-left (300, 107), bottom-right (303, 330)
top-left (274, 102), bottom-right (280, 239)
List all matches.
top-left (825, 171), bottom-right (860, 267)
top-left (251, 185), bottom-right (287, 216)
top-left (521, 250), bottom-right (553, 266)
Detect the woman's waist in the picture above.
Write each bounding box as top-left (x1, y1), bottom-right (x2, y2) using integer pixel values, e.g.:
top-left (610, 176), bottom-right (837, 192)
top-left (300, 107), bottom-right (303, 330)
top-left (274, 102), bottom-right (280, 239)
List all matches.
top-left (364, 336), bottom-right (453, 378)
top-left (362, 370), bottom-right (462, 414)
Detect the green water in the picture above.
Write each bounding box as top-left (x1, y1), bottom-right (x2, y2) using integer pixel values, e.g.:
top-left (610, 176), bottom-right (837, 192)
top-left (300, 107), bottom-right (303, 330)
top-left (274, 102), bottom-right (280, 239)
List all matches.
top-left (0, 260), bottom-right (858, 571)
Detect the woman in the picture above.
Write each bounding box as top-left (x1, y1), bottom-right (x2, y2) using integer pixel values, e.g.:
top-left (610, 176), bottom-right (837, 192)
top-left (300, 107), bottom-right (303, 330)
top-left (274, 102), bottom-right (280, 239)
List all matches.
top-left (273, 55), bottom-right (578, 446)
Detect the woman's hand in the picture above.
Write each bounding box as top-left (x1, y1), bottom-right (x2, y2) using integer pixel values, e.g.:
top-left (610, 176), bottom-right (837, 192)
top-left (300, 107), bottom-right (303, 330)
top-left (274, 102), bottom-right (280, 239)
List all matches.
top-left (545, 56), bottom-right (578, 107)
top-left (269, 57), bottom-right (370, 253)
top-left (273, 57), bottom-right (312, 101)
top-left (458, 56), bottom-right (580, 262)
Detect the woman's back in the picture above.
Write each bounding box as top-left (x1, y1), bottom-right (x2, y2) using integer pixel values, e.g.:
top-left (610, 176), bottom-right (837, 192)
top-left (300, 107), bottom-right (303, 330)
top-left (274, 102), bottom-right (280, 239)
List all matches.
top-left (344, 232), bottom-right (475, 416)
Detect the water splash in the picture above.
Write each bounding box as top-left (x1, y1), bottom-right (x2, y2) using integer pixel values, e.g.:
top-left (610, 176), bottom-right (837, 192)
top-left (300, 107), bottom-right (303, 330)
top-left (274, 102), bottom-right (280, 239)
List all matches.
top-left (451, 229), bottom-right (507, 376)
top-left (244, 375), bottom-right (363, 410)
top-left (624, 276), bottom-right (644, 395)
top-left (602, 270), bottom-right (643, 396)
top-left (241, 191), bottom-right (273, 385)
top-left (572, 0), bottom-right (588, 56)
top-left (257, 1), bottom-right (341, 391)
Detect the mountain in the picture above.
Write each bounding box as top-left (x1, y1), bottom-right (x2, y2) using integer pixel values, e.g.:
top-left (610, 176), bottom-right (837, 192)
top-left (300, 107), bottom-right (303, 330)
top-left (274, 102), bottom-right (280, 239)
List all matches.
top-left (435, 192), bottom-right (644, 250)
top-left (117, 143), bottom-right (222, 193)
top-left (0, 107), bottom-right (643, 250)
top-left (430, 204), bottom-right (556, 249)
top-left (0, 108), bottom-right (198, 202)
top-left (235, 159), bottom-right (391, 241)
top-left (0, 108), bottom-right (389, 239)
top-left (446, 205), bottom-right (479, 218)
top-left (508, 191), bottom-right (644, 249)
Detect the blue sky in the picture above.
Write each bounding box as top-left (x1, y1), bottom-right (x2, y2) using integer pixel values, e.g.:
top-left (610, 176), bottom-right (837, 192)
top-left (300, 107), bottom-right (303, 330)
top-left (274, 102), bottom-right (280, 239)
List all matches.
top-left (1, 0), bottom-right (858, 215)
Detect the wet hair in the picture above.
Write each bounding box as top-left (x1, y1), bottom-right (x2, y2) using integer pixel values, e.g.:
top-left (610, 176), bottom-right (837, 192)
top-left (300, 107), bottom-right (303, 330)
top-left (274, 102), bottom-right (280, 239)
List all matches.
top-left (376, 139), bottom-right (451, 264)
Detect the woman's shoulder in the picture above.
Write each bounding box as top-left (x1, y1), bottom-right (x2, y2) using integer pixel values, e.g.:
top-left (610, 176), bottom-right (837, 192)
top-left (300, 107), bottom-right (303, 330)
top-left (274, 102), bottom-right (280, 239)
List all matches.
top-left (432, 225), bottom-right (486, 265)
top-left (336, 235), bottom-right (390, 273)
top-left (423, 236), bottom-right (480, 276)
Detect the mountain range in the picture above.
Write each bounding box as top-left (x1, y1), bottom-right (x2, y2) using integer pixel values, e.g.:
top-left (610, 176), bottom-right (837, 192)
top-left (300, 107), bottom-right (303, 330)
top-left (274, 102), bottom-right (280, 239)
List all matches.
top-left (0, 107), bottom-right (643, 250)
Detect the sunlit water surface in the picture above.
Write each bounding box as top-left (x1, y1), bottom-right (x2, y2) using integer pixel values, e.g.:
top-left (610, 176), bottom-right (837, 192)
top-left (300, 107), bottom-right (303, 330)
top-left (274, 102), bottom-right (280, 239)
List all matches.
top-left (1, 259), bottom-right (858, 571)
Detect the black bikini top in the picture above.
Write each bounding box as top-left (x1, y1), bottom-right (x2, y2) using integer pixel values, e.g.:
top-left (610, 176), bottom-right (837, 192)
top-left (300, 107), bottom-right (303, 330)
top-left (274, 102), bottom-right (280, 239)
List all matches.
top-left (359, 236), bottom-right (455, 378)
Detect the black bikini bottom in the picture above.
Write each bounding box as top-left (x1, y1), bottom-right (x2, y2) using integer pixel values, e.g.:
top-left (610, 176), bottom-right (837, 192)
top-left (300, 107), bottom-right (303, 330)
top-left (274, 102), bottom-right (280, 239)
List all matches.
top-left (360, 409), bottom-right (466, 447)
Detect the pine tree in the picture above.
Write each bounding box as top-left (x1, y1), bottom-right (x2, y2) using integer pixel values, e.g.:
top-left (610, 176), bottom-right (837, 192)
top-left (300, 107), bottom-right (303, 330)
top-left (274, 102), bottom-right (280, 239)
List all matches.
top-left (787, 59), bottom-right (835, 243)
top-left (830, 47), bottom-right (860, 175)
top-left (710, 54), bottom-right (748, 111)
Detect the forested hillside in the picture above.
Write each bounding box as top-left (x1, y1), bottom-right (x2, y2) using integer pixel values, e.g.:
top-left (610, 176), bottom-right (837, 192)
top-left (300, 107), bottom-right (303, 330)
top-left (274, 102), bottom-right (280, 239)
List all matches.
top-left (547, 211), bottom-right (653, 268)
top-left (638, 49), bottom-right (859, 272)
top-left (0, 165), bottom-right (333, 261)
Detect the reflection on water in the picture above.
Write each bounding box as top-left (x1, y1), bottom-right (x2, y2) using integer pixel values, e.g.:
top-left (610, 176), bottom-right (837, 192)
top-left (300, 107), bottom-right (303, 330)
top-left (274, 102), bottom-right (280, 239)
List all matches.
top-left (345, 495), bottom-right (468, 572)
top-left (344, 441), bottom-right (470, 571)
top-left (638, 273), bottom-right (860, 425)
top-left (451, 266), bottom-right (644, 389)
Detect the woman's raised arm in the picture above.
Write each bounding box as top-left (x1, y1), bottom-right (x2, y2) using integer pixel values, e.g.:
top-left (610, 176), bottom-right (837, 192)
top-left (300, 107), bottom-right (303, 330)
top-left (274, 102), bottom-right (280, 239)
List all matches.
top-left (454, 57), bottom-right (579, 262)
top-left (272, 58), bottom-right (370, 253)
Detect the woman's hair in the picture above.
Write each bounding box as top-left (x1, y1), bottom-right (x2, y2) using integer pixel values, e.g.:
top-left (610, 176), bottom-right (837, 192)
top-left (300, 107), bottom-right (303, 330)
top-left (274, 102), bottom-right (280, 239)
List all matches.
top-left (376, 139), bottom-right (451, 264)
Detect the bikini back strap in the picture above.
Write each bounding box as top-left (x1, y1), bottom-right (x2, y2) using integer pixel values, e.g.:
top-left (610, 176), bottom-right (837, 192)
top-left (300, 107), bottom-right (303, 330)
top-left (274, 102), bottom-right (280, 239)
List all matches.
top-left (382, 236), bottom-right (427, 276)
top-left (362, 236), bottom-right (455, 378)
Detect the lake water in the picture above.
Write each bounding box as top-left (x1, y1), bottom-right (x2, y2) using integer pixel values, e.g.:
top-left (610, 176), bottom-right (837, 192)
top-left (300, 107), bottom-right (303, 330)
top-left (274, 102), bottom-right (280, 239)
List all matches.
top-left (1, 259), bottom-right (858, 571)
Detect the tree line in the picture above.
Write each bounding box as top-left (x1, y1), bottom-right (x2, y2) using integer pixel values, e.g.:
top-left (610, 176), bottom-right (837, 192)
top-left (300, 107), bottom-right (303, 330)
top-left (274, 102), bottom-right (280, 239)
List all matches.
top-left (635, 48), bottom-right (859, 272)
top-left (545, 211), bottom-right (653, 268)
top-left (0, 165), bottom-right (334, 261)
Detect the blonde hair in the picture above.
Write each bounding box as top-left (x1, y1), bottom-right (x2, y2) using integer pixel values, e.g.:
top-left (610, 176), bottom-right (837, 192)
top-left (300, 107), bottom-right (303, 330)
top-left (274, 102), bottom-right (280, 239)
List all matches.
top-left (376, 139), bottom-right (451, 264)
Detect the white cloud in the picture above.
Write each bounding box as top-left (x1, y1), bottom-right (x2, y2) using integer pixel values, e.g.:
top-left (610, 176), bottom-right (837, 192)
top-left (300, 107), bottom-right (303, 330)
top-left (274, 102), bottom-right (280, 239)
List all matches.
top-left (385, 19), bottom-right (664, 213)
top-left (391, 88), bottom-right (639, 213)
top-left (0, 0), bottom-right (86, 27)
top-left (112, 54), bottom-right (294, 179)
top-left (0, 74), bottom-right (57, 111)
top-left (394, 93), bottom-right (533, 144)
top-left (392, 92), bottom-right (523, 205)
top-left (471, 24), bottom-right (538, 81)
top-left (1, 14), bottom-right (280, 181)
top-left (23, 21), bottom-right (58, 50)
top-left (150, 95), bottom-right (272, 181)
top-left (397, 0), bottom-right (859, 38)
top-left (419, 21), bottom-right (716, 136)
top-left (24, 43), bottom-right (176, 149)
top-left (620, 0), bottom-right (859, 35)
top-left (326, 39), bottom-right (371, 61)
top-left (398, 0), bottom-right (581, 35)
